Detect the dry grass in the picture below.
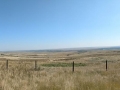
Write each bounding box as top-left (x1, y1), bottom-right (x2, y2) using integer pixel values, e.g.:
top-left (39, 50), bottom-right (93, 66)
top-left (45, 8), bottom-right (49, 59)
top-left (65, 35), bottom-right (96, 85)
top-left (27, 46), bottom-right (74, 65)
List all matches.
top-left (0, 50), bottom-right (120, 90)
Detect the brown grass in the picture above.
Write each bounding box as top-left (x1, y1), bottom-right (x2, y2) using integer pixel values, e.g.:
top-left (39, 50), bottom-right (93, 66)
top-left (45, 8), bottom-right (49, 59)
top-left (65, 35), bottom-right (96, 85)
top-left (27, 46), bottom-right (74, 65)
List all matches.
top-left (0, 50), bottom-right (120, 90)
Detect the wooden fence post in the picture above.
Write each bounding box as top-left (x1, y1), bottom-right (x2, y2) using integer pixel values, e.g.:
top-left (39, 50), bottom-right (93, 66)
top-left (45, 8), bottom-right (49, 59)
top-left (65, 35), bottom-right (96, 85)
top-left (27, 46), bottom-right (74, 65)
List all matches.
top-left (106, 60), bottom-right (107, 71)
top-left (35, 60), bottom-right (37, 70)
top-left (73, 61), bottom-right (74, 72)
top-left (6, 60), bottom-right (8, 69)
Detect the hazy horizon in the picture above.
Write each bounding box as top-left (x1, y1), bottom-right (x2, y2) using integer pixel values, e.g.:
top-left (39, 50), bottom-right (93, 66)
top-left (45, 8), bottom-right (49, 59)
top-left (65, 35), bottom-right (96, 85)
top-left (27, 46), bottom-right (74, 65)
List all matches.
top-left (0, 0), bottom-right (120, 51)
top-left (1, 45), bottom-right (120, 52)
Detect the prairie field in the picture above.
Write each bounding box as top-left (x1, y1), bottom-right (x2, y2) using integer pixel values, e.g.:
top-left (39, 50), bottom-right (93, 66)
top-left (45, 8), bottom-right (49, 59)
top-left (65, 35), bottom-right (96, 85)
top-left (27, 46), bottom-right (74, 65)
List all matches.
top-left (0, 50), bottom-right (120, 90)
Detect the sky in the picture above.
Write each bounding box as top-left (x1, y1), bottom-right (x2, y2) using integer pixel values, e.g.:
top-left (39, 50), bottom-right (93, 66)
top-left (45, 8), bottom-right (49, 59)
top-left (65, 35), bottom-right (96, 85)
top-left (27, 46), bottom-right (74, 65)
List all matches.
top-left (0, 0), bottom-right (120, 51)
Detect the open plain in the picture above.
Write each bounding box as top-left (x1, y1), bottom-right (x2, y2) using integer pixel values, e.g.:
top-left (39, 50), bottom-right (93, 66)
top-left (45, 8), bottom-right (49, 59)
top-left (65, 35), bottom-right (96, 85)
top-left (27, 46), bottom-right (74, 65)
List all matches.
top-left (0, 50), bottom-right (120, 90)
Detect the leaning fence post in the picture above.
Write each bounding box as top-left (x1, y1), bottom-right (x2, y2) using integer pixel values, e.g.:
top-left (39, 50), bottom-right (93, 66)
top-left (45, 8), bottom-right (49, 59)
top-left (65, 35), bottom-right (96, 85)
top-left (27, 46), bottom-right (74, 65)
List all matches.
top-left (6, 60), bottom-right (8, 69)
top-left (35, 60), bottom-right (37, 70)
top-left (106, 60), bottom-right (107, 71)
top-left (73, 61), bottom-right (74, 72)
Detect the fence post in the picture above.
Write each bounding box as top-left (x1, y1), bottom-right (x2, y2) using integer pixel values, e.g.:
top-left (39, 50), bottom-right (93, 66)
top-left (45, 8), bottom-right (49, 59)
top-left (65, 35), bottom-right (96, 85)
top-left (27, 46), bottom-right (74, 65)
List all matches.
top-left (6, 60), bottom-right (8, 69)
top-left (73, 61), bottom-right (74, 72)
top-left (106, 60), bottom-right (107, 71)
top-left (35, 60), bottom-right (37, 70)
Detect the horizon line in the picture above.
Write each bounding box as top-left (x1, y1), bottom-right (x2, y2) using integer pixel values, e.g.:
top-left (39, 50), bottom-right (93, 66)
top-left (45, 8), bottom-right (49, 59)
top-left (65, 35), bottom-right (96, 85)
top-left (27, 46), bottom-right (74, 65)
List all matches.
top-left (0, 45), bottom-right (120, 52)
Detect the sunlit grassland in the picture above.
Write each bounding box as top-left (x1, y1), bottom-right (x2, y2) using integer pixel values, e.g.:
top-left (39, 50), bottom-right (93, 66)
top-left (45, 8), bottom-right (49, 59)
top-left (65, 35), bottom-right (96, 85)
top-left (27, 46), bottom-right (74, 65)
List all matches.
top-left (0, 50), bottom-right (120, 90)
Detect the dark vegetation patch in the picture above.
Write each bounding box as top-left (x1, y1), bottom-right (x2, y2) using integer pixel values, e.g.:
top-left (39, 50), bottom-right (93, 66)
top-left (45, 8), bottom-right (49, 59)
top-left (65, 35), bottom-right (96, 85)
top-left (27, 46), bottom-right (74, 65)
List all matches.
top-left (77, 50), bottom-right (88, 54)
top-left (1, 54), bottom-right (4, 55)
top-left (101, 60), bottom-right (115, 63)
top-left (41, 62), bottom-right (86, 67)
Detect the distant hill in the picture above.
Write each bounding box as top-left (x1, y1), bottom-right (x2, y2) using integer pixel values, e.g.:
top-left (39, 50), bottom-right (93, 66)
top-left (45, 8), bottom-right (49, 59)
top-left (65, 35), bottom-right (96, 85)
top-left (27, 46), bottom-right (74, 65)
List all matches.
top-left (1, 46), bottom-right (120, 52)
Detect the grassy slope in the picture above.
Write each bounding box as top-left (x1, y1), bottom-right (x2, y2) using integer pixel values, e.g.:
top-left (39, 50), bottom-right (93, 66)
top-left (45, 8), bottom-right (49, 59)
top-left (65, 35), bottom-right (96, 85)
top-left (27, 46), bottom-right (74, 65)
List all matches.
top-left (0, 50), bottom-right (120, 90)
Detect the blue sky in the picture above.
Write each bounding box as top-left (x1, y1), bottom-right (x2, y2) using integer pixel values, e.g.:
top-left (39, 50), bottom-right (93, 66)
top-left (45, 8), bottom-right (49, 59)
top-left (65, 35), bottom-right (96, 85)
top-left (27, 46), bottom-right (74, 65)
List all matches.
top-left (0, 0), bottom-right (120, 51)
